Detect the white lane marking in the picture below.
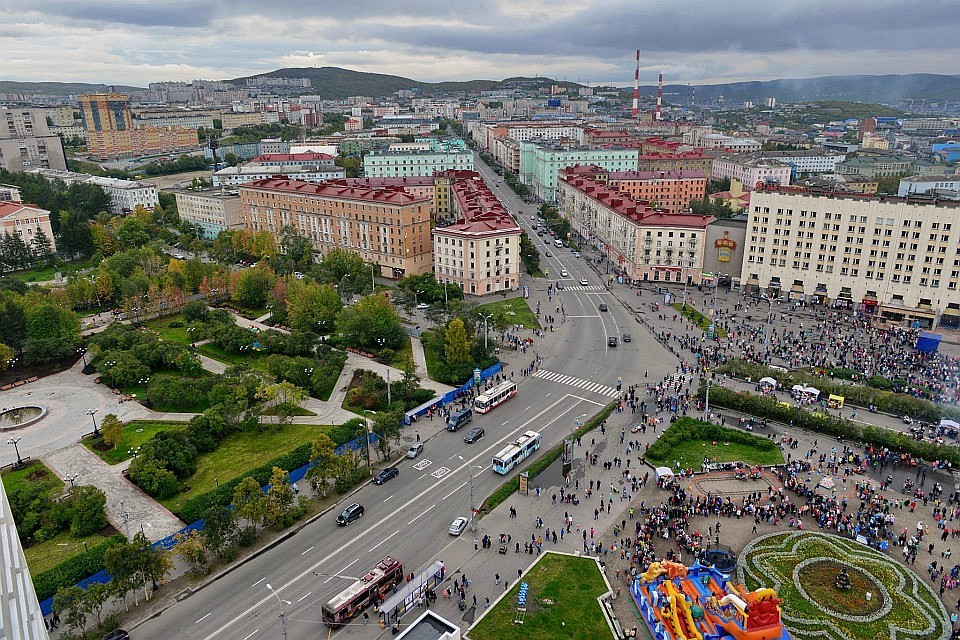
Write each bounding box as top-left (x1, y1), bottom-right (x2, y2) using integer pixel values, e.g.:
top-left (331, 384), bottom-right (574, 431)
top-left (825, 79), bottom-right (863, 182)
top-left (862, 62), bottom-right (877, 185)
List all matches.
top-left (383, 495), bottom-right (394, 502)
top-left (408, 504), bottom-right (436, 525)
top-left (201, 395), bottom-right (584, 640)
top-left (443, 481), bottom-right (468, 500)
top-left (449, 452), bottom-right (460, 460)
top-left (501, 420), bottom-right (509, 425)
top-left (196, 613), bottom-right (212, 624)
top-left (525, 405), bottom-right (532, 411)
top-left (251, 578), bottom-right (266, 588)
top-left (545, 393), bottom-right (551, 397)
top-left (432, 467), bottom-right (450, 478)
top-left (368, 529), bottom-right (400, 553)
top-left (418, 474), bottom-right (427, 480)
top-left (323, 559), bottom-right (359, 583)
top-left (300, 546), bottom-right (313, 556)
top-left (242, 631), bottom-right (258, 640)
top-left (297, 592), bottom-right (311, 603)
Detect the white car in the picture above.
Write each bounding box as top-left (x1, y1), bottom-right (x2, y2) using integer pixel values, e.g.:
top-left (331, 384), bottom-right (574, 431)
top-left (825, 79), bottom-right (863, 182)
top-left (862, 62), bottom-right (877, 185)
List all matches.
top-left (560, 269), bottom-right (569, 277)
top-left (580, 278), bottom-right (588, 286)
top-left (449, 516), bottom-right (468, 536)
top-left (416, 303), bottom-right (429, 309)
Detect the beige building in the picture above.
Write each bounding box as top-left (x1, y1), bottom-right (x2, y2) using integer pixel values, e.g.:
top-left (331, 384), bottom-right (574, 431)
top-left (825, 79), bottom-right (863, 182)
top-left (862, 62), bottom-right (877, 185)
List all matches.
top-left (238, 178), bottom-right (433, 278)
top-left (557, 167), bottom-right (713, 285)
top-left (221, 112), bottom-right (267, 129)
top-left (744, 187), bottom-right (960, 327)
top-left (0, 200), bottom-right (57, 253)
top-left (174, 189), bottom-right (244, 239)
top-left (433, 173), bottom-right (521, 295)
top-left (0, 108), bottom-right (68, 172)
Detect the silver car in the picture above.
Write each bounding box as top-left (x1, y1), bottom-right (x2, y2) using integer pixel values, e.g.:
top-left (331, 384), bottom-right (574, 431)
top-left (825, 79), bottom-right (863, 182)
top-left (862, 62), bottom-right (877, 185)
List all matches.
top-left (449, 516), bottom-right (468, 536)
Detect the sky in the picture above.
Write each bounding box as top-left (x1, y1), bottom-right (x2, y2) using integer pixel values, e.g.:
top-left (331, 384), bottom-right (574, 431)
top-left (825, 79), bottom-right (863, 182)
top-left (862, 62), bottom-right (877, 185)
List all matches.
top-left (2, 0), bottom-right (959, 87)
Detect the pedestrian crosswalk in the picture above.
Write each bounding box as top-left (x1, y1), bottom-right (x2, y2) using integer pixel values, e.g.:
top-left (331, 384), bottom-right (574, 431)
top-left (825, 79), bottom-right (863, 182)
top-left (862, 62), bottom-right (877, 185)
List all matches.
top-left (558, 285), bottom-right (605, 292)
top-left (531, 369), bottom-right (620, 397)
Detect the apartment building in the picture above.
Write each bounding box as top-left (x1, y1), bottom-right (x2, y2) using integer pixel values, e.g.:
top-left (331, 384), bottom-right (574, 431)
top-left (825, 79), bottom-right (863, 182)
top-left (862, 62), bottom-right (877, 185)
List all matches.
top-left (27, 168), bottom-right (158, 214)
top-left (362, 149), bottom-right (474, 178)
top-left (174, 189), bottom-right (244, 239)
top-left (606, 170), bottom-right (708, 213)
top-left (221, 112), bottom-right (267, 129)
top-left (79, 93), bottom-right (199, 159)
top-left (0, 109), bottom-right (68, 172)
top-left (744, 187), bottom-right (960, 327)
top-left (638, 151), bottom-right (714, 175)
top-left (433, 173), bottom-right (521, 295)
top-left (519, 142), bottom-right (640, 202)
top-left (246, 152), bottom-right (336, 169)
top-left (557, 167), bottom-right (713, 285)
top-left (212, 165), bottom-right (345, 187)
top-left (897, 175), bottom-right (960, 200)
top-left (710, 154), bottom-right (791, 190)
top-left (238, 178), bottom-right (433, 278)
top-left (753, 150), bottom-right (848, 177)
top-left (0, 201), bottom-right (57, 253)
top-left (700, 134), bottom-right (762, 152)
top-left (468, 121), bottom-right (584, 152)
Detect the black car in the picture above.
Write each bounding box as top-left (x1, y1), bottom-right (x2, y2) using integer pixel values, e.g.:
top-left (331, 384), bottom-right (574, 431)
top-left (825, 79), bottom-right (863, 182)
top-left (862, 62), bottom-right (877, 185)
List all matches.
top-left (373, 467), bottom-right (399, 485)
top-left (336, 502), bottom-right (365, 526)
top-left (622, 333), bottom-right (632, 342)
top-left (598, 303), bottom-right (608, 312)
top-left (101, 631), bottom-right (130, 640)
top-left (608, 336), bottom-right (618, 347)
top-left (464, 427), bottom-right (485, 444)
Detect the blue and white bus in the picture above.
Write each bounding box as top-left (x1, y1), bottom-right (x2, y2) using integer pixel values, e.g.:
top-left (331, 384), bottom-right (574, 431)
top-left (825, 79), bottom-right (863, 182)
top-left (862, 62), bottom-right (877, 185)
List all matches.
top-left (492, 431), bottom-right (542, 474)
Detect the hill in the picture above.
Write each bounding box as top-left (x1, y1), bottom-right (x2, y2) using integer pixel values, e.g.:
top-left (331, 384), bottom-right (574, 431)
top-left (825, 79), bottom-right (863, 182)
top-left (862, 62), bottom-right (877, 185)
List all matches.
top-left (0, 81), bottom-right (143, 96)
top-left (225, 67), bottom-right (582, 99)
top-left (628, 74), bottom-right (960, 105)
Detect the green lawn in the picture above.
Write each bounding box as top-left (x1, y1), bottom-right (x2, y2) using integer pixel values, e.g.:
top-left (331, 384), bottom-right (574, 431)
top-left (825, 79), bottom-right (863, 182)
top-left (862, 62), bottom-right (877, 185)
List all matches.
top-left (470, 553), bottom-right (609, 640)
top-left (476, 296), bottom-right (541, 329)
top-left (83, 420), bottom-right (184, 465)
top-left (646, 437), bottom-right (784, 468)
top-left (390, 333), bottom-right (413, 368)
top-left (1, 459), bottom-right (63, 495)
top-left (143, 315), bottom-right (192, 344)
top-left (6, 258), bottom-right (96, 283)
top-left (262, 403), bottom-right (317, 417)
top-left (160, 422), bottom-right (332, 514)
top-left (671, 302), bottom-right (728, 338)
top-left (24, 530), bottom-right (114, 575)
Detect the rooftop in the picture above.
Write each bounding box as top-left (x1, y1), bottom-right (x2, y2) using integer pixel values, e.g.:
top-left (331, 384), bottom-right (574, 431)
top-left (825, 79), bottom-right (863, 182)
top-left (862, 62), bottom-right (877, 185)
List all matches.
top-left (0, 201), bottom-right (46, 218)
top-left (239, 177), bottom-right (430, 205)
top-left (438, 174), bottom-right (520, 236)
top-left (250, 152), bottom-right (333, 163)
top-left (609, 169), bottom-right (707, 181)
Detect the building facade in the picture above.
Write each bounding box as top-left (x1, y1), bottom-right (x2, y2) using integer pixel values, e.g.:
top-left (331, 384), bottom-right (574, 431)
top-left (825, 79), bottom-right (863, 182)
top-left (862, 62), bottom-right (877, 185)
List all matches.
top-left (238, 178), bottom-right (433, 278)
top-left (0, 200), bottom-right (57, 254)
top-left (557, 167), bottom-right (713, 285)
top-left (79, 93), bottom-right (199, 159)
top-left (362, 149), bottom-right (474, 178)
top-left (174, 189), bottom-right (244, 239)
top-left (754, 150), bottom-right (848, 177)
top-left (710, 154), bottom-right (791, 190)
top-left (519, 142), bottom-right (640, 202)
top-left (744, 187), bottom-right (960, 327)
top-left (0, 108), bottom-right (68, 172)
top-left (433, 173), bottom-right (521, 295)
top-left (27, 169), bottom-right (158, 215)
top-left (897, 175), bottom-right (960, 200)
top-left (607, 170), bottom-right (708, 213)
top-left (637, 151), bottom-right (714, 174)
top-left (212, 165), bottom-right (345, 187)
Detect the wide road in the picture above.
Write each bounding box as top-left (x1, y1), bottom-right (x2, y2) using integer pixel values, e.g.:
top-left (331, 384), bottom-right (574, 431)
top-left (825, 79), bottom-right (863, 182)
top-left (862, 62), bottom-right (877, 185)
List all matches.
top-left (132, 156), bottom-right (680, 640)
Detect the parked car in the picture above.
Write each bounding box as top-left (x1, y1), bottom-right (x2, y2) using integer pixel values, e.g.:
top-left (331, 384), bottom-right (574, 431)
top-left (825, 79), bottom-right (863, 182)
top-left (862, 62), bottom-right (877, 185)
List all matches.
top-left (100, 631), bottom-right (130, 640)
top-left (449, 516), bottom-right (469, 536)
top-left (623, 333), bottom-right (632, 342)
top-left (464, 427), bottom-right (485, 444)
top-left (416, 303), bottom-right (429, 309)
top-left (599, 303), bottom-right (608, 312)
top-left (336, 503), bottom-right (365, 526)
top-left (373, 467), bottom-right (399, 485)
top-left (407, 443), bottom-right (424, 459)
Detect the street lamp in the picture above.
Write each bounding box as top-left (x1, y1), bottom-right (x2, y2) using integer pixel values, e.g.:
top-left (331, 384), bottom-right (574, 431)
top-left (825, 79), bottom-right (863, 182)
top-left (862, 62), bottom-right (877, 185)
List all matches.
top-left (265, 583), bottom-right (291, 640)
top-left (457, 456), bottom-right (484, 532)
top-left (76, 347), bottom-right (88, 367)
top-left (119, 499), bottom-right (130, 538)
top-left (64, 473), bottom-right (78, 490)
top-left (362, 410), bottom-right (376, 474)
top-left (86, 408), bottom-right (99, 437)
top-left (479, 313), bottom-right (494, 349)
top-left (240, 344), bottom-right (250, 363)
top-left (6, 436), bottom-right (23, 467)
top-left (187, 326), bottom-right (196, 347)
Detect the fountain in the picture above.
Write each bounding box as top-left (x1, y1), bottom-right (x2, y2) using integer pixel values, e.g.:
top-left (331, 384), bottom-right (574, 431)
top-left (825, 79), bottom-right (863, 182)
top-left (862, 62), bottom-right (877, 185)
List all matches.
top-left (0, 406), bottom-right (47, 431)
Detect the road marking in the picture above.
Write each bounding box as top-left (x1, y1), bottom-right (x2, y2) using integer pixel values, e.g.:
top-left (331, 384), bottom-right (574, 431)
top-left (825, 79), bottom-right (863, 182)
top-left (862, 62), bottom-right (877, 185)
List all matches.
top-left (383, 495), bottom-right (393, 502)
top-left (525, 405), bottom-right (532, 411)
top-left (431, 467), bottom-right (450, 478)
top-left (408, 504), bottom-right (436, 525)
top-left (251, 578), bottom-right (265, 588)
top-left (501, 420), bottom-right (509, 425)
top-left (196, 613), bottom-right (212, 624)
top-left (200, 395), bottom-right (584, 640)
top-left (368, 529), bottom-right (400, 553)
top-left (242, 631), bottom-right (258, 640)
top-left (300, 546), bottom-right (313, 556)
top-left (413, 459), bottom-right (432, 470)
top-left (297, 592), bottom-right (311, 603)
top-left (443, 481), bottom-right (468, 500)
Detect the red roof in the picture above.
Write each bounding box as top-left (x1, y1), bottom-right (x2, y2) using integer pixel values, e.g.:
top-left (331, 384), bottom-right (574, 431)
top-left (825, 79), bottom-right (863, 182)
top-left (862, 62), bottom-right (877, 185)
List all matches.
top-left (439, 174), bottom-right (520, 236)
top-left (344, 176), bottom-right (435, 188)
top-left (250, 152), bottom-right (333, 163)
top-left (0, 201), bottom-right (44, 218)
top-left (239, 177), bottom-right (429, 205)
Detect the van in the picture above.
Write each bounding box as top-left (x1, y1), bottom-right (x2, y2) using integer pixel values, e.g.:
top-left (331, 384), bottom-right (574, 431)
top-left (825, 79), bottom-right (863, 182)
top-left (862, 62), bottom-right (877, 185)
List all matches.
top-left (447, 408), bottom-right (472, 432)
top-left (554, 239), bottom-right (563, 248)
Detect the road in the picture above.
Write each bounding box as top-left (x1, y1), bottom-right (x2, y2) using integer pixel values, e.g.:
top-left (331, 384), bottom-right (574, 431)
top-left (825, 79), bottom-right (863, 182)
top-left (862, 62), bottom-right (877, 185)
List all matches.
top-left (132, 154), bottom-right (683, 639)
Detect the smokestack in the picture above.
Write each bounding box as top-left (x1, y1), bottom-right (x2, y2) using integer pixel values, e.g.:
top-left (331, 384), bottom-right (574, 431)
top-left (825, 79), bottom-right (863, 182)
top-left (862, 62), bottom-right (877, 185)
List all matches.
top-left (632, 50), bottom-right (640, 118)
top-left (656, 73), bottom-right (663, 120)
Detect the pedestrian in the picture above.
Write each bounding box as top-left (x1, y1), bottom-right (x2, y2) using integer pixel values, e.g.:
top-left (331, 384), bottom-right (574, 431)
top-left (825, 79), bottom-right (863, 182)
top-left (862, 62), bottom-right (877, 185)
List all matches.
top-left (485, 596), bottom-right (490, 608)
top-left (518, 568), bottom-right (523, 579)
top-left (473, 594), bottom-right (477, 607)
top-left (363, 612), bottom-right (369, 625)
top-left (416, 432), bottom-right (420, 442)
top-left (495, 573), bottom-right (500, 585)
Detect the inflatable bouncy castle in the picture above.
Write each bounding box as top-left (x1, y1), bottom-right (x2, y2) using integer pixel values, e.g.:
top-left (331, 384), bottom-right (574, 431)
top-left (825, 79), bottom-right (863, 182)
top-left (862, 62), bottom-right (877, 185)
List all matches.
top-left (631, 561), bottom-right (790, 640)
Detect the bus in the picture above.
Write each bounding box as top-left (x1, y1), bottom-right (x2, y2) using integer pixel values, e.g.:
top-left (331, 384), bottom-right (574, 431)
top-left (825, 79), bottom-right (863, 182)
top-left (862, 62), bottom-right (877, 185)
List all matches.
top-left (322, 556), bottom-right (404, 628)
top-left (474, 380), bottom-right (517, 414)
top-left (492, 431), bottom-right (542, 474)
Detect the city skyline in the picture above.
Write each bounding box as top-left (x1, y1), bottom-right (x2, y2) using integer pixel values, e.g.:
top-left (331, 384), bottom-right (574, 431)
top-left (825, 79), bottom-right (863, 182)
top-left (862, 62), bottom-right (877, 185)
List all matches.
top-left (2, 0), bottom-right (959, 87)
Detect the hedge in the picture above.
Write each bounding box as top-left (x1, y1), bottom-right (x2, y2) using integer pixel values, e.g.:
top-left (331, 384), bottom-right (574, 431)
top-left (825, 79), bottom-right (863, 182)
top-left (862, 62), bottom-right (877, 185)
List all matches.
top-left (33, 535), bottom-right (126, 601)
top-left (672, 303), bottom-right (728, 338)
top-left (481, 402), bottom-right (618, 513)
top-left (645, 417), bottom-right (777, 462)
top-left (716, 359), bottom-right (960, 423)
top-left (703, 383), bottom-right (960, 468)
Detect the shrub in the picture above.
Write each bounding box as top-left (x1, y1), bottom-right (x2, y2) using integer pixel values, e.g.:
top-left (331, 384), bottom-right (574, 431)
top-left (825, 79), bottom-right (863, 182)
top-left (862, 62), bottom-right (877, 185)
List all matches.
top-left (32, 535), bottom-right (125, 601)
top-left (129, 460), bottom-right (180, 499)
top-left (168, 320), bottom-right (184, 329)
top-left (335, 467), bottom-right (370, 494)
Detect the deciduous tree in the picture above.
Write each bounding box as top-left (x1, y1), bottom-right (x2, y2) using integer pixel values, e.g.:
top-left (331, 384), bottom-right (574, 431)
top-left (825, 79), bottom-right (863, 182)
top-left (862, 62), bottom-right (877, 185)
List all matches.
top-left (100, 413), bottom-right (124, 449)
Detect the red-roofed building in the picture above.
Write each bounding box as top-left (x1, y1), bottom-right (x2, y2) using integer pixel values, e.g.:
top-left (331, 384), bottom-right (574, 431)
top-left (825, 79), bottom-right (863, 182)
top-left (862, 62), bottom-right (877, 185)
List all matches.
top-left (432, 172), bottom-right (522, 295)
top-left (0, 201), bottom-right (56, 257)
top-left (584, 128), bottom-right (638, 147)
top-left (558, 166), bottom-right (713, 285)
top-left (637, 151), bottom-right (714, 174)
top-left (238, 177), bottom-right (433, 278)
top-left (606, 169), bottom-right (707, 213)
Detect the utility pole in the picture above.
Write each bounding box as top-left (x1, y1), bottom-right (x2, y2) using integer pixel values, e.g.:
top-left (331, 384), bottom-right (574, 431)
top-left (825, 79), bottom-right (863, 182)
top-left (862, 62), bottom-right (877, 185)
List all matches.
top-left (387, 369), bottom-right (392, 405)
top-left (458, 456), bottom-right (481, 532)
top-left (266, 584), bottom-right (290, 640)
top-left (480, 313), bottom-right (493, 349)
top-left (704, 377), bottom-right (711, 420)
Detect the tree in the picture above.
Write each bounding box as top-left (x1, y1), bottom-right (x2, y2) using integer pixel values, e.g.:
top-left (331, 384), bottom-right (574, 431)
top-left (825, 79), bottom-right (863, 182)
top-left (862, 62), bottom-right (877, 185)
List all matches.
top-left (335, 294), bottom-right (405, 351)
top-left (306, 433), bottom-right (336, 497)
top-left (317, 248), bottom-right (371, 296)
top-left (31, 227), bottom-right (54, 264)
top-left (0, 293), bottom-right (26, 351)
top-left (256, 380), bottom-right (307, 426)
top-left (105, 540), bottom-right (143, 609)
top-left (24, 302), bottom-right (82, 365)
top-left (265, 466), bottom-right (294, 529)
top-left (286, 279), bottom-right (342, 333)
top-left (201, 504), bottom-right (237, 560)
top-left (57, 210), bottom-right (95, 258)
top-left (175, 528), bottom-right (210, 576)
top-left (278, 225), bottom-right (313, 270)
top-left (232, 476), bottom-right (267, 528)
top-left (373, 408), bottom-right (404, 460)
top-left (69, 484), bottom-right (108, 536)
top-left (54, 585), bottom-right (90, 636)
top-left (232, 267), bottom-right (273, 309)
top-left (444, 317), bottom-right (472, 368)
top-left (100, 413), bottom-right (124, 449)
top-left (131, 530), bottom-right (169, 599)
top-left (84, 583), bottom-right (111, 630)
top-left (0, 343), bottom-right (15, 371)
top-left (2, 231), bottom-right (32, 268)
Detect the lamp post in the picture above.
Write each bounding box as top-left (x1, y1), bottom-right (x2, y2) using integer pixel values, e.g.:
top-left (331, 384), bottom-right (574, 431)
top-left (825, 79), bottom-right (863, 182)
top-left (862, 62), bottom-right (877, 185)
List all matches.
top-left (458, 456), bottom-right (484, 532)
top-left (64, 473), bottom-right (78, 490)
top-left (414, 289), bottom-right (424, 306)
top-left (265, 583), bottom-right (291, 640)
top-left (119, 499), bottom-right (130, 538)
top-left (303, 367), bottom-right (313, 389)
top-left (240, 344), bottom-right (250, 364)
top-left (362, 410), bottom-right (376, 474)
top-left (479, 313), bottom-right (494, 349)
top-left (187, 326), bottom-right (196, 347)
top-left (370, 263), bottom-right (376, 293)
top-left (6, 436), bottom-right (23, 467)
top-left (76, 347), bottom-right (88, 367)
top-left (86, 408), bottom-right (99, 437)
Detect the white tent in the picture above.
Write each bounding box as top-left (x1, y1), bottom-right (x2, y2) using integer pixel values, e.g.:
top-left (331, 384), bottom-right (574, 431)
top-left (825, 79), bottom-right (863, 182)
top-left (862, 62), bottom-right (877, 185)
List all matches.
top-left (803, 386), bottom-right (820, 396)
top-left (759, 377), bottom-right (777, 388)
top-left (655, 466), bottom-right (675, 479)
top-left (818, 476), bottom-right (836, 490)
top-left (791, 384), bottom-right (805, 392)
top-left (940, 419), bottom-right (959, 429)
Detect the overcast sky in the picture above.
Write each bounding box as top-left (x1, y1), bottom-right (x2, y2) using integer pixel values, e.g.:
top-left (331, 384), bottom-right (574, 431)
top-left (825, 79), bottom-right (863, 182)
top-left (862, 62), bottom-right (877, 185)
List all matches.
top-left (3, 0), bottom-right (958, 87)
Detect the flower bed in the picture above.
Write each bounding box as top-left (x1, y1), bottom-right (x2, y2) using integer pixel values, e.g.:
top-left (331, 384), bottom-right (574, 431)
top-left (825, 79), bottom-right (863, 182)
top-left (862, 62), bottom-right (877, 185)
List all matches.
top-left (739, 531), bottom-right (949, 640)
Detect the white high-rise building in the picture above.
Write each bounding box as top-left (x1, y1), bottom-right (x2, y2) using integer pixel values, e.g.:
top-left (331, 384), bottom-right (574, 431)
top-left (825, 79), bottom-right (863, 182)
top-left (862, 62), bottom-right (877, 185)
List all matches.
top-left (1, 476), bottom-right (50, 638)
